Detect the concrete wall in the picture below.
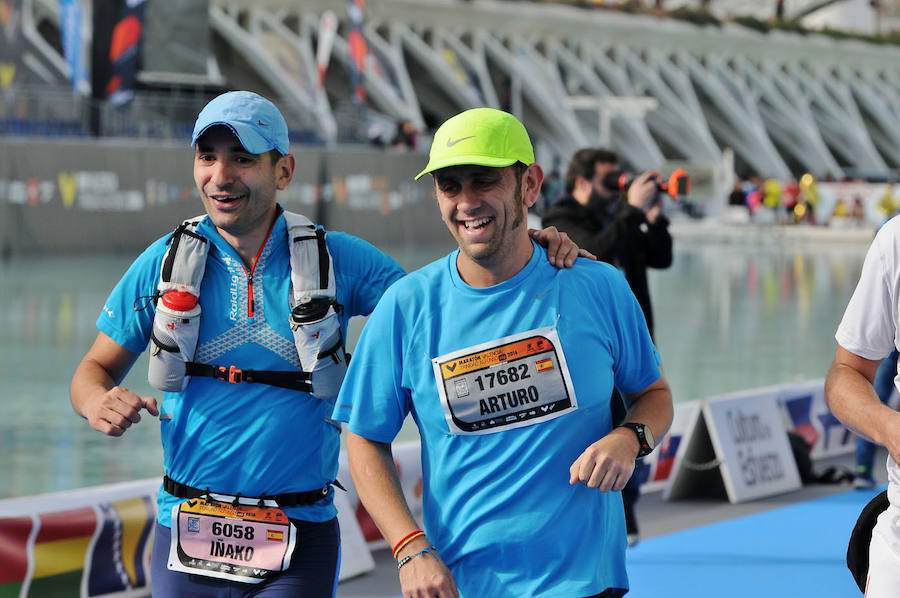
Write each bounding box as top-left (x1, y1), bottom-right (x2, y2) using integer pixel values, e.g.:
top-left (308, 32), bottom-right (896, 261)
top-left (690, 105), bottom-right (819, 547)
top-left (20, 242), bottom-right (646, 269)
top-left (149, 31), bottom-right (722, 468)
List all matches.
top-left (0, 138), bottom-right (454, 256)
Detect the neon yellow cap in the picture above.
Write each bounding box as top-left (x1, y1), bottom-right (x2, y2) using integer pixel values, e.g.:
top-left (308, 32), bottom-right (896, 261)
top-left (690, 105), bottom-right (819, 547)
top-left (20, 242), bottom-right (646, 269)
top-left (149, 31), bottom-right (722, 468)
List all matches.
top-left (415, 108), bottom-right (535, 180)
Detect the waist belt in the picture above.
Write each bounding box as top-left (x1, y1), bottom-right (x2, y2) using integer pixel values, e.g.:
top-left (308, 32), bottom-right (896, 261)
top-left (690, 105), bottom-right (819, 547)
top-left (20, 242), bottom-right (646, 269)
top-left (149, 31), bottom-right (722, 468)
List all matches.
top-left (163, 475), bottom-right (342, 507)
top-left (185, 362), bottom-right (313, 393)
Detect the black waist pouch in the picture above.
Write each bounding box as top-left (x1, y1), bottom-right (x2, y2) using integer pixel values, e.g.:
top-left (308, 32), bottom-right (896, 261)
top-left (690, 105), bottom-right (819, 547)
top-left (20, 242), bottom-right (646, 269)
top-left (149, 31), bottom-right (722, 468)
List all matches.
top-left (847, 489), bottom-right (889, 593)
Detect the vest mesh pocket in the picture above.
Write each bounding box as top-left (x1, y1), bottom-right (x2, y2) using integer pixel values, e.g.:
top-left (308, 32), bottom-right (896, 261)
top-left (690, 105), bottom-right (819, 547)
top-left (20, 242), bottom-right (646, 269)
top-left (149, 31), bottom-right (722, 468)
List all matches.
top-left (148, 302), bottom-right (201, 392)
top-left (290, 300), bottom-right (347, 401)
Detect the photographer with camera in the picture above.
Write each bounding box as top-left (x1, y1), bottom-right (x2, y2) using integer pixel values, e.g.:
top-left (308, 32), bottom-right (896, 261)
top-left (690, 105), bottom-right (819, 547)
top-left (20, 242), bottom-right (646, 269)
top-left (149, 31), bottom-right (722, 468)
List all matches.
top-left (543, 148), bottom-right (673, 336)
top-left (543, 147), bottom-right (674, 546)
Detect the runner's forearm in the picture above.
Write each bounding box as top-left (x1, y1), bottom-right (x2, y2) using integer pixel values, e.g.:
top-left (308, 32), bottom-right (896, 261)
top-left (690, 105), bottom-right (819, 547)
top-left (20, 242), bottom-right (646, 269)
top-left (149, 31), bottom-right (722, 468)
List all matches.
top-left (826, 358), bottom-right (891, 445)
top-left (623, 376), bottom-right (674, 445)
top-left (345, 432), bottom-right (426, 551)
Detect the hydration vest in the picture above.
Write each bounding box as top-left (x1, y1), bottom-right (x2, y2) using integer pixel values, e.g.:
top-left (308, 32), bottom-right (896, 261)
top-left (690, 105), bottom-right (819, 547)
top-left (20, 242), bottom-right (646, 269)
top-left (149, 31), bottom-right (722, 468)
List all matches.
top-left (146, 211), bottom-right (349, 402)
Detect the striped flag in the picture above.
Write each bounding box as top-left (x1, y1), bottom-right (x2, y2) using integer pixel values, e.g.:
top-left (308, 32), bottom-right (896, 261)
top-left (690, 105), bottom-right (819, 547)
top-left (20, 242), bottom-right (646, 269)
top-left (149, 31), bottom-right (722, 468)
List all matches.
top-left (0, 516), bottom-right (34, 597)
top-left (29, 507), bottom-right (97, 596)
top-left (87, 497), bottom-right (154, 594)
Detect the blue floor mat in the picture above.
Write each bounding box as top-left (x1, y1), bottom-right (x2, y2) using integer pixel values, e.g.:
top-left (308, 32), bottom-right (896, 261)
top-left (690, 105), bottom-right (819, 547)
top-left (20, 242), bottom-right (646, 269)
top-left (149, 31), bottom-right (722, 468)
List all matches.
top-left (626, 487), bottom-right (885, 597)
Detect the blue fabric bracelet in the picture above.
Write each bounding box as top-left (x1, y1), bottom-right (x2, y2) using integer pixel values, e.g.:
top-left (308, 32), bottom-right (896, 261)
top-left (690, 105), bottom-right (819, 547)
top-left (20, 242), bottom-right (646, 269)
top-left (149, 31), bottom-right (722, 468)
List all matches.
top-left (397, 546), bottom-right (437, 570)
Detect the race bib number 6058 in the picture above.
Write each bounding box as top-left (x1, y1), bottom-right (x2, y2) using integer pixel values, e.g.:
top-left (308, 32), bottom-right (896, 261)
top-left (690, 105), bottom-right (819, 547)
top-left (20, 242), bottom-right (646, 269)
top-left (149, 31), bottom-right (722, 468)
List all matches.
top-left (432, 327), bottom-right (578, 435)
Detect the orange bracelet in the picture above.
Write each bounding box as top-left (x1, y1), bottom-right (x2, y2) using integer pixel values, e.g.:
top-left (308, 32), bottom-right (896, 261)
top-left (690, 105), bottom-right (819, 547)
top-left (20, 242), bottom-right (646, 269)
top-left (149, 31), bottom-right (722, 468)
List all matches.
top-left (392, 530), bottom-right (425, 558)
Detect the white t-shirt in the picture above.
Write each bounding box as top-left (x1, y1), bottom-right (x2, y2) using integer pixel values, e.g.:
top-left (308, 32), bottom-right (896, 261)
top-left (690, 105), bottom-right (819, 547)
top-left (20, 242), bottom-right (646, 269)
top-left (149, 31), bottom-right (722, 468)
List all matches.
top-left (836, 215), bottom-right (900, 507)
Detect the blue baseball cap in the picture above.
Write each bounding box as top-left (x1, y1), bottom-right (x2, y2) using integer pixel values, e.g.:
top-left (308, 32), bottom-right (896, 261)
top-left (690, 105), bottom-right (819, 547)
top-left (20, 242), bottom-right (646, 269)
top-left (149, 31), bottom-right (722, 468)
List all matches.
top-left (191, 91), bottom-right (290, 155)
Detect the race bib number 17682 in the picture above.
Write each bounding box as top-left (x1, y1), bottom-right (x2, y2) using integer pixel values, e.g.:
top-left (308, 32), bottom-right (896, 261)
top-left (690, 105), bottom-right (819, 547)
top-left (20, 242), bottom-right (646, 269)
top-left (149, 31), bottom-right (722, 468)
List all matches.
top-left (432, 327), bottom-right (578, 435)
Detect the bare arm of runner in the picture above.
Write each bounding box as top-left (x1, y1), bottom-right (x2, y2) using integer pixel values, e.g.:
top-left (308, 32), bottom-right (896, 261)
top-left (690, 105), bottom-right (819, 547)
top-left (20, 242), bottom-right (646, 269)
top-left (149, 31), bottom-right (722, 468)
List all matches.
top-left (827, 345), bottom-right (900, 463)
top-left (70, 331), bottom-right (159, 437)
top-left (346, 432), bottom-right (459, 598)
top-left (570, 375), bottom-right (673, 492)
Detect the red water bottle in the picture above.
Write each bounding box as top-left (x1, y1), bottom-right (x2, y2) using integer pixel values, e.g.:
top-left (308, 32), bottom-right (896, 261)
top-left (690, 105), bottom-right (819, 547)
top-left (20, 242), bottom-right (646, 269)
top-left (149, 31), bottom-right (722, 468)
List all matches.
top-left (161, 289), bottom-right (199, 312)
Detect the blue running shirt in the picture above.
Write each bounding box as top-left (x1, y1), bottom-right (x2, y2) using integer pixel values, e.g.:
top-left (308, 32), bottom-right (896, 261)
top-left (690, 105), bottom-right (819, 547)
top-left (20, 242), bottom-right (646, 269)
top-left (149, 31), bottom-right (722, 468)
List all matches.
top-left (98, 212), bottom-right (404, 526)
top-left (335, 241), bottom-right (662, 597)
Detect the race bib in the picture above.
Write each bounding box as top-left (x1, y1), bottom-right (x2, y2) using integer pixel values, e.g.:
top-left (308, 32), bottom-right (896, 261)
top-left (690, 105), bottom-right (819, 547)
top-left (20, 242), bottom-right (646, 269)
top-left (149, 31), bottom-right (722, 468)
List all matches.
top-left (168, 497), bottom-right (297, 583)
top-left (432, 327), bottom-right (578, 435)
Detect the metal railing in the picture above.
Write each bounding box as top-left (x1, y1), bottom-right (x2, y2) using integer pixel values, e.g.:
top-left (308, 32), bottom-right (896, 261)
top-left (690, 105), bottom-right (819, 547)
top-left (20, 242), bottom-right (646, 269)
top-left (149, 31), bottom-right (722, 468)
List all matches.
top-left (0, 84), bottom-right (323, 144)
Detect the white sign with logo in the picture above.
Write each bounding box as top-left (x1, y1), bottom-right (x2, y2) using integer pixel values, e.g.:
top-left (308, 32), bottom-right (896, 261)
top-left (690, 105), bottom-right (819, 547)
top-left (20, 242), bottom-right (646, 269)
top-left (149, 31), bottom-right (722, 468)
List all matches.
top-left (704, 390), bottom-right (802, 503)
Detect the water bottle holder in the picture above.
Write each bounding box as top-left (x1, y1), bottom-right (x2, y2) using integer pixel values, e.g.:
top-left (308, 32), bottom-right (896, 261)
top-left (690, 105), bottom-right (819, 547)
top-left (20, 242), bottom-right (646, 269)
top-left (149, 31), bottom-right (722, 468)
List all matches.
top-left (307, 354), bottom-right (348, 401)
top-left (151, 331), bottom-right (180, 355)
top-left (148, 306), bottom-right (200, 393)
top-left (290, 298), bottom-right (335, 330)
top-left (292, 308), bottom-right (342, 369)
top-left (317, 337), bottom-right (344, 365)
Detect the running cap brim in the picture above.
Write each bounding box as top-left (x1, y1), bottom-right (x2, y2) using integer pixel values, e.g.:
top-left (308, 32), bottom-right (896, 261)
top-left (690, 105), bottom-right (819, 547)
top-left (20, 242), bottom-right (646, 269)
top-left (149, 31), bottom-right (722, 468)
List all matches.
top-left (191, 91), bottom-right (290, 155)
top-left (415, 108), bottom-right (535, 180)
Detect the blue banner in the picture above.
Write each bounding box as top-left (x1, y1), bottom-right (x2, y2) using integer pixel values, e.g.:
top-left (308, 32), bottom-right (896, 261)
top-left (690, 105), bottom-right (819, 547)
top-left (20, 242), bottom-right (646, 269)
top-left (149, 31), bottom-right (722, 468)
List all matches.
top-left (59, 0), bottom-right (87, 92)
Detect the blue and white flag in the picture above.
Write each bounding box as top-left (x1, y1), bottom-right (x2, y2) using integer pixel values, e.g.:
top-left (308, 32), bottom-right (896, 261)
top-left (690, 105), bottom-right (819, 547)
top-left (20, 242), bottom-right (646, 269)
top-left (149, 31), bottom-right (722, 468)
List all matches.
top-left (59, 0), bottom-right (87, 93)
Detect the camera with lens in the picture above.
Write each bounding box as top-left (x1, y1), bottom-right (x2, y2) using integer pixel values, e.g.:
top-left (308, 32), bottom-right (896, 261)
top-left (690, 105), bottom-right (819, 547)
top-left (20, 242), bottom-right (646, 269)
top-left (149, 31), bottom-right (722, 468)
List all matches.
top-left (601, 168), bottom-right (691, 200)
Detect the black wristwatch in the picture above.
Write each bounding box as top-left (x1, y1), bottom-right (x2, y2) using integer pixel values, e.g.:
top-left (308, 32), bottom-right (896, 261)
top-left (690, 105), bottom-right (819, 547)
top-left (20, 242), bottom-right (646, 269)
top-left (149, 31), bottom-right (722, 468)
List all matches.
top-left (617, 422), bottom-right (655, 459)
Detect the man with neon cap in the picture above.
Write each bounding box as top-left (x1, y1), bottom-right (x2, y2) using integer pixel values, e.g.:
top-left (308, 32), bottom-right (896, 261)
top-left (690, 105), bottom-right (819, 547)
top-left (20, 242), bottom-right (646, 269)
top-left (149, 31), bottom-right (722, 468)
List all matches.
top-left (337, 107), bottom-right (674, 597)
top-left (69, 92), bottom-right (587, 597)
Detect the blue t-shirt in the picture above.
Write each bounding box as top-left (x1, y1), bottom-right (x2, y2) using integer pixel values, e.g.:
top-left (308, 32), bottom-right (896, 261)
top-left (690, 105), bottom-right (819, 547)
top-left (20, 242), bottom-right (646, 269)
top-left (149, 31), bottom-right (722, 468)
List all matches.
top-left (335, 241), bottom-right (661, 597)
top-left (98, 212), bottom-right (404, 526)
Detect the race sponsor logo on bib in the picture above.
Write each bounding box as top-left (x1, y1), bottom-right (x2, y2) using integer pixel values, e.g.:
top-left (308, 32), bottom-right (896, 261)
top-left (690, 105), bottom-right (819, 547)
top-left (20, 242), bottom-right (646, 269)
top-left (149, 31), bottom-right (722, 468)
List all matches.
top-left (432, 327), bottom-right (578, 435)
top-left (168, 497), bottom-right (297, 584)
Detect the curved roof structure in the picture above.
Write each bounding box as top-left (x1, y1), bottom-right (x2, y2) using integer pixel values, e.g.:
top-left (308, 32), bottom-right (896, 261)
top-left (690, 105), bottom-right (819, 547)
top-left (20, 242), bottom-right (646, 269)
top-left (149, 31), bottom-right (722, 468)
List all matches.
top-left (22, 0), bottom-right (900, 180)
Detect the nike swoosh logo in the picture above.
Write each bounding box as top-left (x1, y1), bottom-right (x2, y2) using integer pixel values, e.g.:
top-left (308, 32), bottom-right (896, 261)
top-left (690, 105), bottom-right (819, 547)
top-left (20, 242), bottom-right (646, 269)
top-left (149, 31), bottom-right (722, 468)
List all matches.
top-left (535, 290), bottom-right (551, 300)
top-left (447, 136), bottom-right (475, 147)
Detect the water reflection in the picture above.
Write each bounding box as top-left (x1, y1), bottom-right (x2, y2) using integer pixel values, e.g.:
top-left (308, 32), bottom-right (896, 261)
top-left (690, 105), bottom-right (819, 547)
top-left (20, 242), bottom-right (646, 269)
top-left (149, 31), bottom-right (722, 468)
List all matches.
top-left (0, 238), bottom-right (870, 499)
top-left (650, 240), bottom-right (867, 405)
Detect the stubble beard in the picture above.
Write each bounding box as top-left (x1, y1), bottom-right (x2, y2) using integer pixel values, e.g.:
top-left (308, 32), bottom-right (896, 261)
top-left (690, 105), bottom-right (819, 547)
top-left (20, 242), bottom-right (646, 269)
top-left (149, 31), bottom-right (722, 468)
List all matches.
top-left (459, 185), bottom-right (526, 266)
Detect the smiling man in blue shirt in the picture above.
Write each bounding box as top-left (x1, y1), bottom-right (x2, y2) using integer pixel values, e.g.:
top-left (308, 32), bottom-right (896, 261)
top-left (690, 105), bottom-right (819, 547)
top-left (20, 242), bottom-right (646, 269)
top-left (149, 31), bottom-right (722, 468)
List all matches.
top-left (337, 108), bottom-right (674, 598)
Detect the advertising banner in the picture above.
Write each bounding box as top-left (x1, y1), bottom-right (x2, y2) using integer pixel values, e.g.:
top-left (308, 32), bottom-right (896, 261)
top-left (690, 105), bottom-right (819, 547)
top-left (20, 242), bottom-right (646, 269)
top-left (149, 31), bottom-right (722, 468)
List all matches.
top-left (0, 477), bottom-right (374, 596)
top-left (636, 400), bottom-right (700, 493)
top-left (106, 0), bottom-right (147, 107)
top-left (776, 378), bottom-right (856, 459)
top-left (59, 0), bottom-right (87, 92)
top-left (346, 0), bottom-right (368, 104)
top-left (704, 390), bottom-right (803, 503)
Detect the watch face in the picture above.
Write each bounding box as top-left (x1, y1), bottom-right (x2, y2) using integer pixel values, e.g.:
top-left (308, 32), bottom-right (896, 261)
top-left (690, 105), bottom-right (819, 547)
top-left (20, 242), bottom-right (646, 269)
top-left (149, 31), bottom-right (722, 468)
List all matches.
top-left (641, 424), bottom-right (654, 450)
top-left (622, 422), bottom-right (653, 457)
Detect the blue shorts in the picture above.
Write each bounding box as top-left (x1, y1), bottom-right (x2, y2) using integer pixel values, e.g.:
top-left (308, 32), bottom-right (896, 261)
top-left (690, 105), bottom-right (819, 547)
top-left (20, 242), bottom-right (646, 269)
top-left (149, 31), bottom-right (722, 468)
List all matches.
top-left (150, 517), bottom-right (340, 597)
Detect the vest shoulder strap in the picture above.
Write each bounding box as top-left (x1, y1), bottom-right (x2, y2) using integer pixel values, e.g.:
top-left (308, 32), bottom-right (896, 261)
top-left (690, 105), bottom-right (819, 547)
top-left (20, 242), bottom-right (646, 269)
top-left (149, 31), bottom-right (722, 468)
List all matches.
top-left (284, 210), bottom-right (336, 306)
top-left (159, 215), bottom-right (209, 295)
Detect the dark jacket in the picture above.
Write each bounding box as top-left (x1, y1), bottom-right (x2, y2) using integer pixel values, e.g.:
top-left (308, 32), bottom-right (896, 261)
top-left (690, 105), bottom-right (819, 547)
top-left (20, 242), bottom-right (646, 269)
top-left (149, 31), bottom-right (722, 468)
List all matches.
top-left (542, 193), bottom-right (672, 336)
